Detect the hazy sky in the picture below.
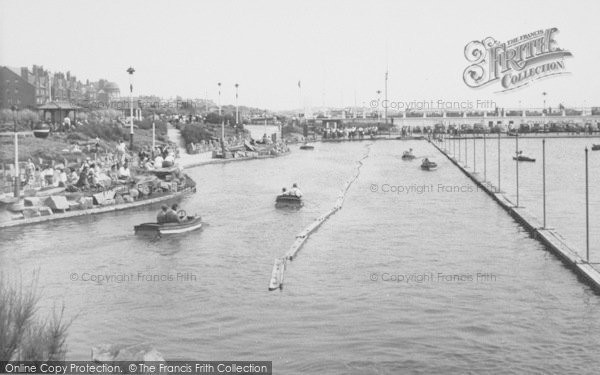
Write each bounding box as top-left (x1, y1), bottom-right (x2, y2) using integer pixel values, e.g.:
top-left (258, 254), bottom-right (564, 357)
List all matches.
top-left (1, 0), bottom-right (599, 110)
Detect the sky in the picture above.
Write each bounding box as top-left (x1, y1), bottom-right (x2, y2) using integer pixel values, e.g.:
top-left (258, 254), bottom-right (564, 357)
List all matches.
top-left (1, 0), bottom-right (599, 111)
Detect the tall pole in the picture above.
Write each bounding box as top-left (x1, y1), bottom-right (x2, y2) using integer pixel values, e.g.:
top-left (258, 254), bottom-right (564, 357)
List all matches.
top-left (465, 132), bottom-right (468, 167)
top-left (585, 147), bottom-right (589, 262)
top-left (542, 139), bottom-right (546, 228)
top-left (515, 133), bottom-right (519, 207)
top-left (127, 66), bottom-right (135, 150)
top-left (473, 133), bottom-right (476, 172)
top-left (12, 106), bottom-right (19, 198)
top-left (218, 82), bottom-right (222, 116)
top-left (458, 130), bottom-right (461, 161)
top-left (152, 121), bottom-right (156, 150)
top-left (384, 71), bottom-right (388, 125)
top-left (483, 132), bottom-right (487, 181)
top-left (376, 90), bottom-right (381, 123)
top-left (542, 92), bottom-right (547, 133)
top-left (235, 83), bottom-right (239, 125)
top-left (498, 132), bottom-right (501, 192)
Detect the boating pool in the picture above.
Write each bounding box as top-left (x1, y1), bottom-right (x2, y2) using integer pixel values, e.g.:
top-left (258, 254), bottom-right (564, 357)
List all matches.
top-left (1, 140), bottom-right (599, 374)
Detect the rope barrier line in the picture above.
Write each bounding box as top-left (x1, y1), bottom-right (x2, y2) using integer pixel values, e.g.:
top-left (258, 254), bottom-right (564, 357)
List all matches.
top-left (268, 144), bottom-right (372, 291)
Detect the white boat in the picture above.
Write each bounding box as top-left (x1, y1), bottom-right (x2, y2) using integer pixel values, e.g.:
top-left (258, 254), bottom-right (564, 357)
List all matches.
top-left (134, 215), bottom-right (202, 235)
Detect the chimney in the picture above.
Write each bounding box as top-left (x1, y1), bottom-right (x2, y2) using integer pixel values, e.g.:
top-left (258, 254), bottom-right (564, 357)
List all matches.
top-left (21, 67), bottom-right (29, 80)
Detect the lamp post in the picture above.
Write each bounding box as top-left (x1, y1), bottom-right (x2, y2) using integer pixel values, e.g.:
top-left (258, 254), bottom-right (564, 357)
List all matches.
top-left (11, 105), bottom-right (19, 198)
top-left (542, 92), bottom-right (547, 132)
top-left (126, 66), bottom-right (135, 150)
top-left (218, 82), bottom-right (222, 116)
top-left (235, 83), bottom-right (239, 125)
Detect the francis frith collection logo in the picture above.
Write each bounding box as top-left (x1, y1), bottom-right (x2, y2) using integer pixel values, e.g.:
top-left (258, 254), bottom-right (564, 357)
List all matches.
top-left (463, 28), bottom-right (573, 91)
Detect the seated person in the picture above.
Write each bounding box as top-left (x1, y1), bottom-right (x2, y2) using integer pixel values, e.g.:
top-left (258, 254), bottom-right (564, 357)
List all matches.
top-left (118, 163), bottom-right (131, 180)
top-left (289, 183), bottom-right (303, 197)
top-left (281, 187), bottom-right (288, 196)
top-left (154, 154), bottom-right (164, 169)
top-left (67, 168), bottom-right (79, 185)
top-left (76, 167), bottom-right (90, 188)
top-left (58, 167), bottom-right (68, 187)
top-left (165, 203), bottom-right (182, 223)
top-left (157, 204), bottom-right (168, 223)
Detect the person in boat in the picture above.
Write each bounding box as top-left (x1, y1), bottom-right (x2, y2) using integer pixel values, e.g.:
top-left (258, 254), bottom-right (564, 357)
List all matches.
top-left (289, 183), bottom-right (303, 197)
top-left (281, 187), bottom-right (288, 196)
top-left (157, 204), bottom-right (169, 223)
top-left (423, 158), bottom-right (430, 166)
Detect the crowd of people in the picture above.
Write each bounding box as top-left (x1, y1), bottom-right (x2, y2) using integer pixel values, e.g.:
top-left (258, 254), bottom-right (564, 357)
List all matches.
top-left (321, 126), bottom-right (379, 140)
top-left (14, 138), bottom-right (182, 193)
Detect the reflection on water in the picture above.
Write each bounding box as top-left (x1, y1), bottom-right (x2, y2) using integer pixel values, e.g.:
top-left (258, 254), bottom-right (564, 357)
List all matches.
top-left (1, 140), bottom-right (599, 373)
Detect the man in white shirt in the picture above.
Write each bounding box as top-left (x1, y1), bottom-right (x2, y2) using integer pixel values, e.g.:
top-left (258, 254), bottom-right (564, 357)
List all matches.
top-left (154, 154), bottom-right (164, 169)
top-left (289, 183), bottom-right (303, 197)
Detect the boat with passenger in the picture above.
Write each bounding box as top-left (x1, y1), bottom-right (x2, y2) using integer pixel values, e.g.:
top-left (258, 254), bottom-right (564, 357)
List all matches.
top-left (420, 158), bottom-right (438, 171)
top-left (402, 149), bottom-right (416, 160)
top-left (275, 184), bottom-right (303, 207)
top-left (135, 205), bottom-right (202, 236)
top-left (513, 151), bottom-right (536, 162)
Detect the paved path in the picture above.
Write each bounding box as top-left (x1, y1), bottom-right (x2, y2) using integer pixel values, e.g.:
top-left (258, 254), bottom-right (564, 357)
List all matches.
top-left (166, 123), bottom-right (212, 168)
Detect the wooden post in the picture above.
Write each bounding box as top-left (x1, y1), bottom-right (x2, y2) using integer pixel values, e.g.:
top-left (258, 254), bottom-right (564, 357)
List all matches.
top-left (465, 133), bottom-right (468, 167)
top-left (515, 133), bottom-right (519, 207)
top-left (473, 133), bottom-right (476, 172)
top-left (585, 147), bottom-right (589, 262)
top-left (483, 132), bottom-right (487, 181)
top-left (498, 132), bottom-right (501, 192)
top-left (542, 139), bottom-right (546, 228)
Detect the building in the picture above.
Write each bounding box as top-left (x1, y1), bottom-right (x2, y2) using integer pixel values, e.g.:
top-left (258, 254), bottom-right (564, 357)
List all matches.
top-left (20, 65), bottom-right (51, 105)
top-left (1, 64), bottom-right (121, 110)
top-left (0, 66), bottom-right (36, 109)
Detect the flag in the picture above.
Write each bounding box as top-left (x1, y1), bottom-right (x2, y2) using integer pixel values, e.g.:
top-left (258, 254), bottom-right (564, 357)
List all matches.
top-left (298, 81), bottom-right (301, 89)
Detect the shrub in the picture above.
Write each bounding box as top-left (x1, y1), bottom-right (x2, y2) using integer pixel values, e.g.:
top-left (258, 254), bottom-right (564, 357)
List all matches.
top-left (78, 121), bottom-right (127, 143)
top-left (0, 273), bottom-right (74, 361)
top-left (180, 123), bottom-right (213, 145)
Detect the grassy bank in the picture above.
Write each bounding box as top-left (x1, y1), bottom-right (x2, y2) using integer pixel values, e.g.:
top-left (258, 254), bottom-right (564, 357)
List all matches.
top-left (0, 121), bottom-right (169, 164)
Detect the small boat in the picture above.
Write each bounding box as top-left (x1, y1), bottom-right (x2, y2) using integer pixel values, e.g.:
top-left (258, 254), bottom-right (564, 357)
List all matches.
top-left (421, 158), bottom-right (438, 171)
top-left (275, 194), bottom-right (303, 207)
top-left (299, 143), bottom-right (314, 150)
top-left (401, 151), bottom-right (416, 160)
top-left (592, 144), bottom-right (600, 151)
top-left (134, 214), bottom-right (202, 236)
top-left (513, 152), bottom-right (536, 162)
